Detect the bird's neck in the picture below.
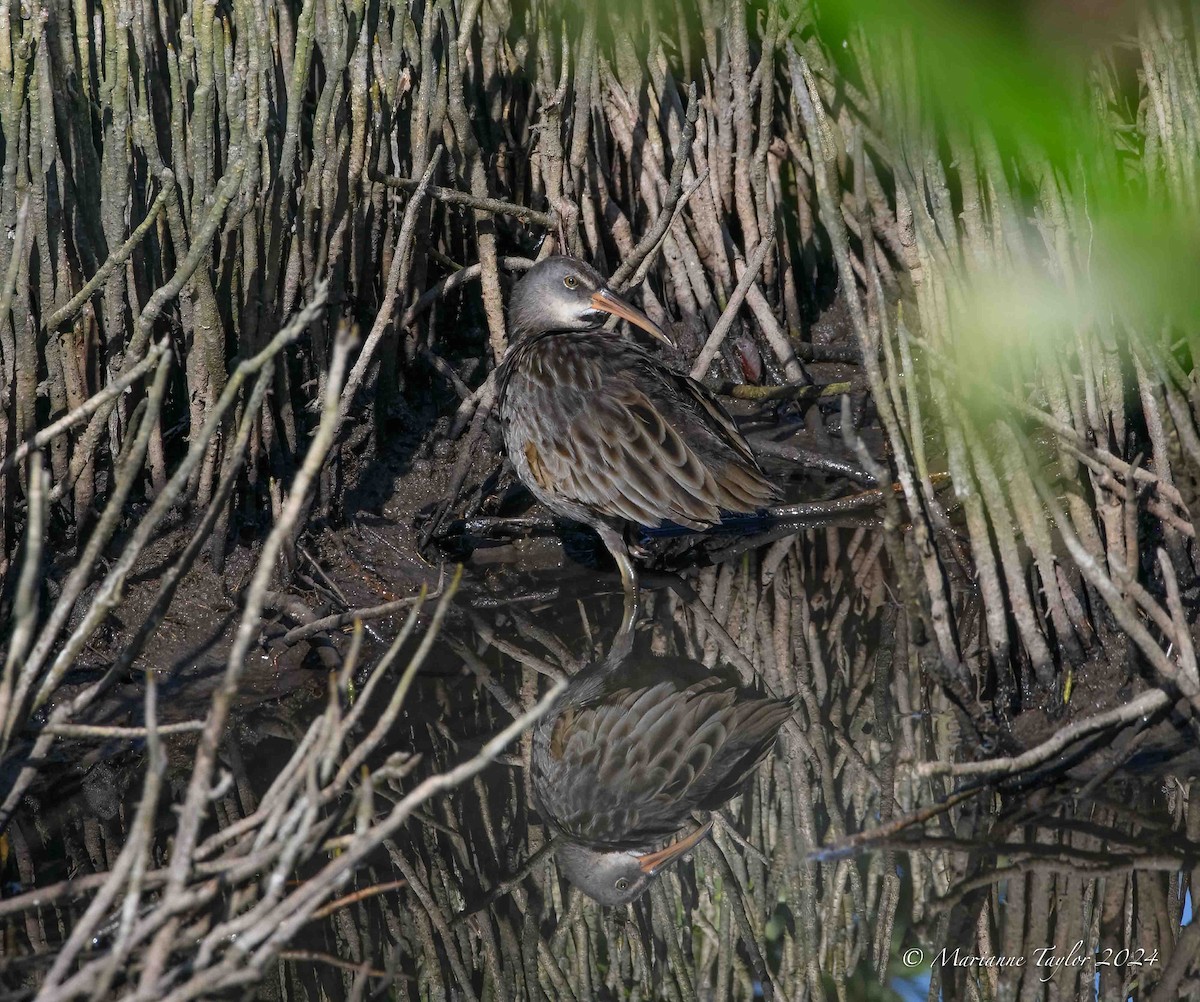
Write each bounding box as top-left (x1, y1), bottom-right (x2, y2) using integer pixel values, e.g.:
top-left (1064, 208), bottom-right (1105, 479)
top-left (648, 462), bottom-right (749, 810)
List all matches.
top-left (507, 322), bottom-right (610, 342)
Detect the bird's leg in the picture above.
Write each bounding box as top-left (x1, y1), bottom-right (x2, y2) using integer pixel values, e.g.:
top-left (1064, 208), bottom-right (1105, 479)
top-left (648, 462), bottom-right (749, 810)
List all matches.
top-left (596, 525), bottom-right (640, 600)
top-left (616, 552), bottom-right (638, 598)
top-left (617, 589), bottom-right (640, 644)
top-left (598, 589), bottom-right (640, 671)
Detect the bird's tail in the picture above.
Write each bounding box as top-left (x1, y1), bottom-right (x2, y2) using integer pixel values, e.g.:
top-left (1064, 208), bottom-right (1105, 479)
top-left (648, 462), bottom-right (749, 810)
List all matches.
top-left (639, 473), bottom-right (953, 541)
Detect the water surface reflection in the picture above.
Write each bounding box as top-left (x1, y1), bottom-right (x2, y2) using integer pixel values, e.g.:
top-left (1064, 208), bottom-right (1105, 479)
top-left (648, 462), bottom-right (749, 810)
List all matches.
top-left (3, 527), bottom-right (1199, 1001)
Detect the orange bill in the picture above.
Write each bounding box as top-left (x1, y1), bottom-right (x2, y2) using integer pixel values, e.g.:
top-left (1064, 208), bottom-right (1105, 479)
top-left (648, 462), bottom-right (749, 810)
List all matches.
top-left (591, 288), bottom-right (674, 348)
top-left (636, 820), bottom-right (715, 875)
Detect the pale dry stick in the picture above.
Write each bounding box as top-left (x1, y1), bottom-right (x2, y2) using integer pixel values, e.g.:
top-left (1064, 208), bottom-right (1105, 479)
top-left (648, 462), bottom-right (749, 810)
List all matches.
top-left (279, 951), bottom-right (392, 980)
top-left (338, 147), bottom-right (443, 430)
top-left (40, 722), bottom-right (205, 738)
top-left (152, 682), bottom-right (567, 1002)
top-left (308, 879), bottom-right (410, 922)
top-left (713, 811), bottom-right (771, 868)
top-left (1078, 530), bottom-right (1193, 655)
top-left (39, 670), bottom-right (167, 993)
top-left (6, 350), bottom-right (171, 741)
top-left (420, 347), bottom-right (471, 400)
top-left (690, 231), bottom-right (774, 378)
top-left (444, 635), bottom-right (521, 719)
top-left (50, 162), bottom-right (246, 505)
top-left (0, 197), bottom-right (30, 375)
top-left (97, 636), bottom-right (325, 973)
top-left (0, 453), bottom-right (46, 734)
top-left (908, 331), bottom-right (1191, 512)
top-left (455, 0), bottom-right (485, 53)
top-left (610, 82), bottom-right (700, 291)
top-left (326, 628), bottom-right (366, 777)
top-left (330, 570), bottom-right (462, 790)
top-left (0, 834), bottom-right (292, 921)
top-left (1157, 549), bottom-right (1199, 690)
top-left (741, 278), bottom-right (806, 383)
top-left (793, 52), bottom-right (965, 682)
top-left (190, 810), bottom-right (334, 977)
top-left (399, 255), bottom-right (535, 330)
top-left (914, 688), bottom-right (1172, 779)
top-left (282, 587), bottom-right (439, 645)
top-left (372, 170), bottom-right (555, 227)
top-left (24, 287), bottom-right (325, 718)
top-left (135, 329), bottom-right (354, 999)
top-left (191, 757), bottom-right (329, 974)
top-left (622, 169), bottom-right (711, 294)
top-left (46, 185), bottom-right (172, 330)
top-left (442, 3), bottom-right (507, 364)
top-left (93, 666), bottom-right (166, 998)
top-left (0, 340), bottom-right (168, 476)
top-left (2, 306), bottom-right (321, 822)
top-left (1028, 465), bottom-right (1200, 712)
top-left (194, 726), bottom-right (327, 862)
top-left (1151, 502), bottom-right (1195, 538)
top-left (470, 615), bottom-right (565, 680)
top-left (509, 608), bottom-right (581, 673)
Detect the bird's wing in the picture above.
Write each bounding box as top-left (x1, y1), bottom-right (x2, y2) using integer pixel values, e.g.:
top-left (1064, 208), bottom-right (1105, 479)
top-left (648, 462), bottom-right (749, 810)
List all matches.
top-left (684, 695), bottom-right (796, 811)
top-left (533, 682), bottom-right (728, 847)
top-left (671, 370), bottom-right (762, 469)
top-left (533, 680), bottom-right (791, 849)
top-left (503, 334), bottom-right (775, 529)
top-left (644, 362), bottom-right (781, 507)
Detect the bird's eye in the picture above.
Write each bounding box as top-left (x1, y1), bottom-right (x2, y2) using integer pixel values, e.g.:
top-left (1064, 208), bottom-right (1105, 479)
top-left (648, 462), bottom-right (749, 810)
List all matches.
top-left (563, 275), bottom-right (578, 289)
top-left (614, 877), bottom-right (629, 891)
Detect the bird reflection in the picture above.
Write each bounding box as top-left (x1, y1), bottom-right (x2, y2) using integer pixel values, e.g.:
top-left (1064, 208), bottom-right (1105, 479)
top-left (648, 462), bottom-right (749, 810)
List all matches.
top-left (531, 606), bottom-right (794, 906)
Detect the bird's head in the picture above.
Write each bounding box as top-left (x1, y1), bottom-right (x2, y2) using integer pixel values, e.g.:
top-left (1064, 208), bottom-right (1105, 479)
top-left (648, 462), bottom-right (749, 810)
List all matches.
top-left (508, 256), bottom-right (673, 347)
top-left (553, 821), bottom-right (713, 906)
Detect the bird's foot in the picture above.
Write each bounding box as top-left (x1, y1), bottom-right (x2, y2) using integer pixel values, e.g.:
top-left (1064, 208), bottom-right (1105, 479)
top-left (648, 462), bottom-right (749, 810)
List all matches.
top-left (627, 540), bottom-right (653, 561)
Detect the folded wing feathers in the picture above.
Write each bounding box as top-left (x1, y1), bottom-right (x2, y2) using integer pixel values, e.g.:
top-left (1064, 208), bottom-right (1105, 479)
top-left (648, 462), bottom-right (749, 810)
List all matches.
top-left (599, 388), bottom-right (774, 528)
top-left (508, 334), bottom-right (778, 528)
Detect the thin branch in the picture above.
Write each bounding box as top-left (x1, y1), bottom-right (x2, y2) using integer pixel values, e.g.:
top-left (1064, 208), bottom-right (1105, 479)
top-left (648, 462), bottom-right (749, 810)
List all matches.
top-left (370, 168), bottom-right (555, 227)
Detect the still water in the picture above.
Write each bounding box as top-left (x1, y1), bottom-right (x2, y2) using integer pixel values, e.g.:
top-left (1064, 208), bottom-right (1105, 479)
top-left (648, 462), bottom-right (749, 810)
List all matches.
top-left (2, 522), bottom-right (1196, 1001)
